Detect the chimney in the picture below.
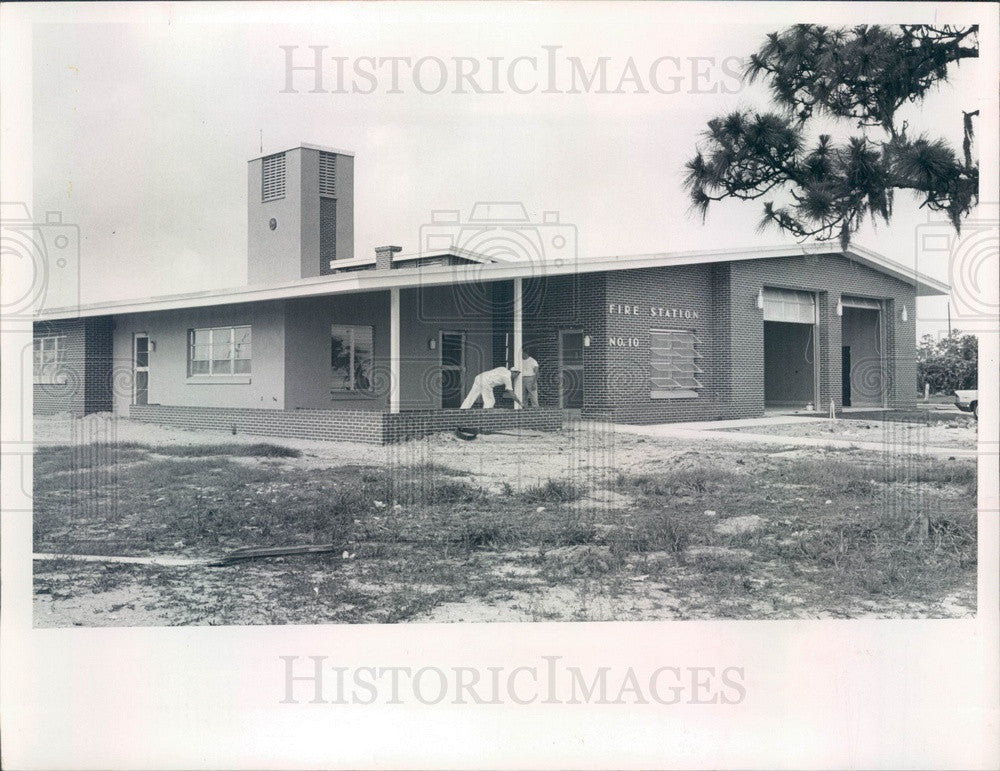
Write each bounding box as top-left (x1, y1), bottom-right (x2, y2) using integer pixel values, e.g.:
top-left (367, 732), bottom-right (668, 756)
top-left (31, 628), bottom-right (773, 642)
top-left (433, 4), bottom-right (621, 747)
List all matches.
top-left (375, 245), bottom-right (402, 270)
top-left (247, 144), bottom-right (355, 285)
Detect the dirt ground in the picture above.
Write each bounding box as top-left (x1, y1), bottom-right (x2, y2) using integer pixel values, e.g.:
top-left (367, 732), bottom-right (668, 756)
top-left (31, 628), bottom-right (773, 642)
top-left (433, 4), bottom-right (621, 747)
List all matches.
top-left (32, 414), bottom-right (978, 626)
top-left (726, 416), bottom-right (978, 450)
top-left (31, 412), bottom-right (705, 496)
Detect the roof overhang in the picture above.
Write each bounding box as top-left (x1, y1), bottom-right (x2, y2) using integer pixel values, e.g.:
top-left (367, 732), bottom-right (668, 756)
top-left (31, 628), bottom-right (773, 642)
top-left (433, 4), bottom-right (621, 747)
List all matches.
top-left (33, 242), bottom-right (949, 322)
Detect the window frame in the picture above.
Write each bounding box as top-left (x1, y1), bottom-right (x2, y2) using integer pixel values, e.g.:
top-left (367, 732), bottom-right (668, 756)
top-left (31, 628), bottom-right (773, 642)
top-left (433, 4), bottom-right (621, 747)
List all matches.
top-left (33, 334), bottom-right (67, 384)
top-left (649, 328), bottom-right (703, 400)
top-left (187, 325), bottom-right (252, 380)
top-left (330, 324), bottom-right (374, 394)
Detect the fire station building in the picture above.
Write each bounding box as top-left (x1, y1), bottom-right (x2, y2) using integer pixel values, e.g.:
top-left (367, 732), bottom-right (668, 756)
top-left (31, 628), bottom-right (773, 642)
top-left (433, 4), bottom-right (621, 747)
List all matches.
top-left (31, 144), bottom-right (946, 443)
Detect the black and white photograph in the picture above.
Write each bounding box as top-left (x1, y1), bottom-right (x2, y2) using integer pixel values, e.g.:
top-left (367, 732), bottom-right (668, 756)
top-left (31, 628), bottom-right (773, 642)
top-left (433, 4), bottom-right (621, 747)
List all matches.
top-left (2, 2), bottom-right (997, 768)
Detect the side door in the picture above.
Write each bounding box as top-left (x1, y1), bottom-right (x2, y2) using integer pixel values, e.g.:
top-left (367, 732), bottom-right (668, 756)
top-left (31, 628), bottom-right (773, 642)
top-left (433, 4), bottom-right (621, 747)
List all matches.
top-left (558, 329), bottom-right (584, 411)
top-left (440, 331), bottom-right (466, 409)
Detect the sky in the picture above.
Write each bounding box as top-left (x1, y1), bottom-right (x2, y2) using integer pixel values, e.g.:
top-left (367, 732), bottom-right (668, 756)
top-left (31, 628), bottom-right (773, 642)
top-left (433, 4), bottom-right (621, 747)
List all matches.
top-left (25, 3), bottom-right (999, 336)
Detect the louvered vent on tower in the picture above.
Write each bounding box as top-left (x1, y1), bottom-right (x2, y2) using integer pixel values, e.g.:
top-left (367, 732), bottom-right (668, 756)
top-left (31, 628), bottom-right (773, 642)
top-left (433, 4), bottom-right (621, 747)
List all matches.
top-left (261, 152), bottom-right (286, 201)
top-left (319, 152), bottom-right (337, 197)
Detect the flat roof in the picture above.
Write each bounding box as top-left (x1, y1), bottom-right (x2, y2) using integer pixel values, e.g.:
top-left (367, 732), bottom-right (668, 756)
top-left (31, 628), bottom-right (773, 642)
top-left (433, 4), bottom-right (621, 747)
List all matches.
top-left (248, 143), bottom-right (356, 163)
top-left (33, 243), bottom-right (949, 322)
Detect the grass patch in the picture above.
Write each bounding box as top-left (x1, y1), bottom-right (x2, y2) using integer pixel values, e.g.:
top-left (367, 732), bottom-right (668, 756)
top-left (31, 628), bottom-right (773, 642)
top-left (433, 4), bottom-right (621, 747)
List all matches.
top-left (33, 441), bottom-right (301, 479)
top-left (150, 443), bottom-right (302, 458)
top-left (34, 442), bottom-right (148, 475)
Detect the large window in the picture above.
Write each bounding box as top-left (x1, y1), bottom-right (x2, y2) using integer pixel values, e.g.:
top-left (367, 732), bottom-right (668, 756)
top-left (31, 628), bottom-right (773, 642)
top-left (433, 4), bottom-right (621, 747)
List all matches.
top-left (331, 325), bottom-right (373, 392)
top-left (33, 335), bottom-right (66, 384)
top-left (650, 329), bottom-right (703, 399)
top-left (188, 326), bottom-right (252, 377)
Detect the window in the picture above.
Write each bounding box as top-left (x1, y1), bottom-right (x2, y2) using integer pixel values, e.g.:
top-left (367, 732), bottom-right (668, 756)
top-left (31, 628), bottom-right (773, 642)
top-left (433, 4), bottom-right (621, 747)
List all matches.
top-left (331, 325), bottom-right (373, 392)
top-left (262, 152), bottom-right (286, 202)
top-left (33, 335), bottom-right (66, 384)
top-left (650, 329), bottom-right (703, 399)
top-left (188, 326), bottom-right (252, 377)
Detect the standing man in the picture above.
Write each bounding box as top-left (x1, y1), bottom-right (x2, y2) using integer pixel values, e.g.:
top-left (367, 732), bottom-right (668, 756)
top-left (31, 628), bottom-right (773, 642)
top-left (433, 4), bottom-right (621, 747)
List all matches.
top-left (460, 365), bottom-right (523, 409)
top-left (519, 348), bottom-right (540, 408)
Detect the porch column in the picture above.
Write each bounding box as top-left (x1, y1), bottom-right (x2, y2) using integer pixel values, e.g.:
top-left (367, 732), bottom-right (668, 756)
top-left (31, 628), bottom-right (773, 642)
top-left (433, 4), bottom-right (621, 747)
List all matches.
top-left (389, 287), bottom-right (400, 414)
top-left (513, 277), bottom-right (523, 409)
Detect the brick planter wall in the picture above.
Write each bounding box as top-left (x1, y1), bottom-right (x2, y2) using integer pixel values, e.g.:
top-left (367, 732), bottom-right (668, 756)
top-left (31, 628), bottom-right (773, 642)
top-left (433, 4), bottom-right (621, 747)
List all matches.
top-left (384, 408), bottom-right (564, 443)
top-left (129, 404), bottom-right (563, 444)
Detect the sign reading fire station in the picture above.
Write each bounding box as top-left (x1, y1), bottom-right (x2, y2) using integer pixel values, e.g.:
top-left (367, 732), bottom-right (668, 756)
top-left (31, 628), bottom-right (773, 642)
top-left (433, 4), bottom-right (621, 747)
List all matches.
top-left (608, 304), bottom-right (700, 319)
top-left (607, 303), bottom-right (700, 347)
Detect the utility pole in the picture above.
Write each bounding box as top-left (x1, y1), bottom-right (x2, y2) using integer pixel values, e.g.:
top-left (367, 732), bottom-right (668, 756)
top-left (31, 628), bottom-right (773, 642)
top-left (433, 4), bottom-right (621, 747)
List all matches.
top-left (947, 300), bottom-right (952, 338)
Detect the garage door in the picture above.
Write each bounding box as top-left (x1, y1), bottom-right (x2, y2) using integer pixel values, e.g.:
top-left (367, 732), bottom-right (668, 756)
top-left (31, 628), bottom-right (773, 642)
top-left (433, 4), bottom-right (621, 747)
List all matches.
top-left (841, 295), bottom-right (882, 310)
top-left (762, 288), bottom-right (816, 324)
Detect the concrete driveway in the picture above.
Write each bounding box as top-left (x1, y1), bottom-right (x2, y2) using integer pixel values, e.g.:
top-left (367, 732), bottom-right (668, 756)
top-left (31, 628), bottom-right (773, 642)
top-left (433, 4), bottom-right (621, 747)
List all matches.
top-left (602, 415), bottom-right (979, 458)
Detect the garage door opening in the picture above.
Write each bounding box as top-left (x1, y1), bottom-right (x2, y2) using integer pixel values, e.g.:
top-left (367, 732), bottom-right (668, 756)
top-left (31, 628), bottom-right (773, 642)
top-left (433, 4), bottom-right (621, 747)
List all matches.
top-left (841, 299), bottom-right (885, 407)
top-left (762, 288), bottom-right (818, 409)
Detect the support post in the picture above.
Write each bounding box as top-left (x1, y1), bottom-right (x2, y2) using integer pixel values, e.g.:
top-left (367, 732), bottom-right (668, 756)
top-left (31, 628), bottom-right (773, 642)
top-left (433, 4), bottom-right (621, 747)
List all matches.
top-left (389, 287), bottom-right (400, 414)
top-left (513, 277), bottom-right (523, 409)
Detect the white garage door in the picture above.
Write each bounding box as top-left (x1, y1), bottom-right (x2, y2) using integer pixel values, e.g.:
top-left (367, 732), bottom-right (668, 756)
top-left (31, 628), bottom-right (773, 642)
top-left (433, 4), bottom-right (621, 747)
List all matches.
top-left (762, 288), bottom-right (816, 324)
top-left (841, 295), bottom-right (883, 310)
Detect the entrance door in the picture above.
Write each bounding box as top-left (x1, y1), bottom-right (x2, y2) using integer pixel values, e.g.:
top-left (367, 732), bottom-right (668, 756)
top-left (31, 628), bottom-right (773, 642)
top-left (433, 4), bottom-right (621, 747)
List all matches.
top-left (558, 330), bottom-right (584, 411)
top-left (841, 301), bottom-right (885, 407)
top-left (133, 333), bottom-right (149, 406)
top-left (762, 288), bottom-right (819, 409)
top-left (440, 331), bottom-right (465, 409)
top-left (841, 346), bottom-right (852, 407)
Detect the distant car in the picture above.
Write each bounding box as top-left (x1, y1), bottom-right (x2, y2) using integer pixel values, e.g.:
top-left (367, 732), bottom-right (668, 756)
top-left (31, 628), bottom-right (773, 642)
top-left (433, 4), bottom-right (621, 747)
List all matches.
top-left (954, 389), bottom-right (978, 419)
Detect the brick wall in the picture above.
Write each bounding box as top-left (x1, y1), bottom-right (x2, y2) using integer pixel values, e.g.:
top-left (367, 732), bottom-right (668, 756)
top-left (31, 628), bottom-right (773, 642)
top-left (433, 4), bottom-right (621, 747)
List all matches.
top-left (33, 316), bottom-right (114, 415)
top-left (83, 316), bottom-right (114, 413)
top-left (521, 274), bottom-right (604, 409)
top-left (600, 264), bottom-right (723, 423)
top-left (522, 253), bottom-right (918, 424)
top-left (725, 254), bottom-right (918, 418)
top-left (130, 404), bottom-right (386, 443)
top-left (130, 404), bottom-right (562, 444)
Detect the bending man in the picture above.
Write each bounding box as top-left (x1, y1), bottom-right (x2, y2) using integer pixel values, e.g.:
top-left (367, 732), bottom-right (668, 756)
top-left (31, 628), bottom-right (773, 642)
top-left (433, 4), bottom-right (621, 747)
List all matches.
top-left (459, 365), bottom-right (523, 409)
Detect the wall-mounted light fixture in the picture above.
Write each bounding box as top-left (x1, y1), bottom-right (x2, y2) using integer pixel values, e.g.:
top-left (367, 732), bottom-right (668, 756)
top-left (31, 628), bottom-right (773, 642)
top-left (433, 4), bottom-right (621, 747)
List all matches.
top-left (148, 340), bottom-right (157, 353)
top-left (583, 335), bottom-right (591, 347)
top-left (427, 338), bottom-right (437, 350)
top-left (756, 288), bottom-right (765, 310)
top-left (900, 305), bottom-right (908, 322)
top-left (836, 298), bottom-right (843, 316)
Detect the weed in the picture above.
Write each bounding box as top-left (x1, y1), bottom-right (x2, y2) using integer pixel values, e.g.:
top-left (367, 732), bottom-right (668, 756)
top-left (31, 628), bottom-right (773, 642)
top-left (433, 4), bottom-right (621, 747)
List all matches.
top-left (628, 467), bottom-right (742, 497)
top-left (518, 479), bottom-right (583, 504)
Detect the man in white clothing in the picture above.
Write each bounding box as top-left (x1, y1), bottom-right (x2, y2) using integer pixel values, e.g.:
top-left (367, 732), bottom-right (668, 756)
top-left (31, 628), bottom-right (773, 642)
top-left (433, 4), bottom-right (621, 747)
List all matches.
top-left (459, 366), bottom-right (523, 409)
top-left (519, 348), bottom-right (540, 408)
